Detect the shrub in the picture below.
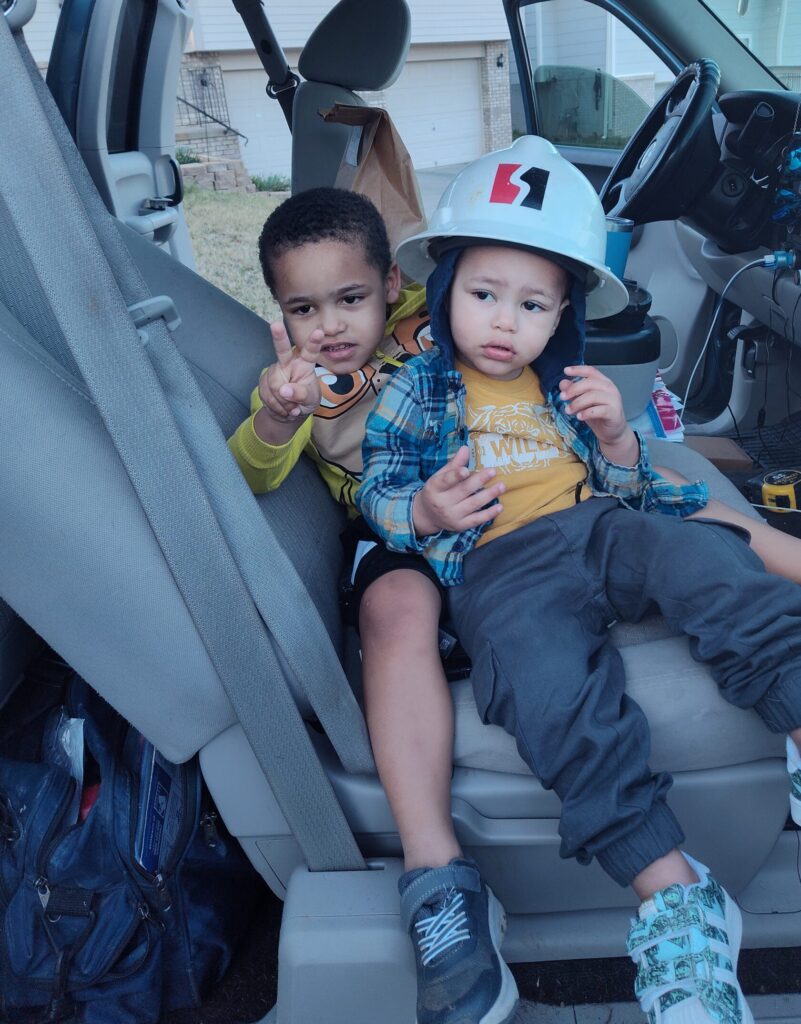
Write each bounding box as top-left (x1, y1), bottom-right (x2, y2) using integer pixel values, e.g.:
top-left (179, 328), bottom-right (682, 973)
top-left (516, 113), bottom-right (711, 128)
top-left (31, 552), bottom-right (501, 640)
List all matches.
top-left (175, 147), bottom-right (202, 165)
top-left (251, 173), bottom-right (291, 192)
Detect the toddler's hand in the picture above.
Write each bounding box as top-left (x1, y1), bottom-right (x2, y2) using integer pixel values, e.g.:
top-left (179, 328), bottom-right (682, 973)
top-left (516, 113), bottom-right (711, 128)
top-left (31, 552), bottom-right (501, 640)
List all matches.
top-left (559, 365), bottom-right (639, 466)
top-left (413, 446), bottom-right (505, 537)
top-left (259, 323), bottom-right (324, 423)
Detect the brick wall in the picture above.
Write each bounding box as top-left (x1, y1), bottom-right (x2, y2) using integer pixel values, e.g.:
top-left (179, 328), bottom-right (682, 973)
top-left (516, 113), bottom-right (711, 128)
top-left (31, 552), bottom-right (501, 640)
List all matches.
top-left (180, 158), bottom-right (256, 193)
top-left (176, 52), bottom-right (245, 165)
top-left (480, 40), bottom-right (512, 152)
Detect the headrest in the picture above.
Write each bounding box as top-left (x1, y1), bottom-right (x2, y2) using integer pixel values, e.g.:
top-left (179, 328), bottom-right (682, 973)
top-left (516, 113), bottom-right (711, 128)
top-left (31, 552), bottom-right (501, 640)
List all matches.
top-left (3, 0), bottom-right (36, 31)
top-left (298, 0), bottom-right (411, 91)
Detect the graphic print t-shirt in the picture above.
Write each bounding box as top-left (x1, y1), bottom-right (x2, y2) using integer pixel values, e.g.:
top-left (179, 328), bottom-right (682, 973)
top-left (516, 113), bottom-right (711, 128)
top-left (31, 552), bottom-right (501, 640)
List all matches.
top-left (311, 296), bottom-right (432, 485)
top-left (457, 361), bottom-right (591, 546)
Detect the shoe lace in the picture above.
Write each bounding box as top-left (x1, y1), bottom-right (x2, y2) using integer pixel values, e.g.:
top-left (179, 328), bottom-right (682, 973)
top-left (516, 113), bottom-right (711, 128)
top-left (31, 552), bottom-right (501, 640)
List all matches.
top-left (414, 889), bottom-right (470, 967)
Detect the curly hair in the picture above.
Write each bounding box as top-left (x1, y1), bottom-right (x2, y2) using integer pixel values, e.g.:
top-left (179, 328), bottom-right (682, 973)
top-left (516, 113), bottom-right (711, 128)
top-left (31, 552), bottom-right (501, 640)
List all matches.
top-left (258, 187), bottom-right (392, 294)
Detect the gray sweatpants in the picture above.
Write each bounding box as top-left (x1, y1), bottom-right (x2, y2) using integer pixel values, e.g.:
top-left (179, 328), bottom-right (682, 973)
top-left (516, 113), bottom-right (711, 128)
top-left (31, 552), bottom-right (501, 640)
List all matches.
top-left (448, 497), bottom-right (801, 887)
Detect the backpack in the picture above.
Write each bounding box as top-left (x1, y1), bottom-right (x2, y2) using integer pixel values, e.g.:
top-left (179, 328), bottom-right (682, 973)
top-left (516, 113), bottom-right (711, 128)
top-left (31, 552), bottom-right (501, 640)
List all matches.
top-left (0, 660), bottom-right (259, 1022)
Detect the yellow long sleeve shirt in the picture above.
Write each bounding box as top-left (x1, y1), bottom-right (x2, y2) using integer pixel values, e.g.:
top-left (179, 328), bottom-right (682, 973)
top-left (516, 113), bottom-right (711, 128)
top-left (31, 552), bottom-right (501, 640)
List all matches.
top-left (228, 286), bottom-right (429, 514)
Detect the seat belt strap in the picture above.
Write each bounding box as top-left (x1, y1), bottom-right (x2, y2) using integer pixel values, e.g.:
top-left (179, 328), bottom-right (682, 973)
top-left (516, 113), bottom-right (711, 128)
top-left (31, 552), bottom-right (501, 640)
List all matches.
top-left (17, 25), bottom-right (374, 781)
top-left (1, 19), bottom-right (365, 871)
top-left (231, 0), bottom-right (299, 129)
top-left (24, 36), bottom-right (374, 780)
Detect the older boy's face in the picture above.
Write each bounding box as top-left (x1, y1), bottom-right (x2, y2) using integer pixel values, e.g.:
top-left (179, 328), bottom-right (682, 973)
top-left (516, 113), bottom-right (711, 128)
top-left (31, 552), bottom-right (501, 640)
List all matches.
top-left (449, 246), bottom-right (569, 381)
top-left (271, 240), bottom-right (400, 374)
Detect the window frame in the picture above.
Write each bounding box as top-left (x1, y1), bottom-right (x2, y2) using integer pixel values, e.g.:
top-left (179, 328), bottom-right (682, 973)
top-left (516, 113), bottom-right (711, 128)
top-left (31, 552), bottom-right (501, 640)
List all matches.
top-left (106, 0), bottom-right (158, 154)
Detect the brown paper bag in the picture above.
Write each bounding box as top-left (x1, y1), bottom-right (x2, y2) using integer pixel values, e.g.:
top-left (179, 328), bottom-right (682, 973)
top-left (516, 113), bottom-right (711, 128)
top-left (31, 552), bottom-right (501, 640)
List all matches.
top-left (321, 103), bottom-right (427, 253)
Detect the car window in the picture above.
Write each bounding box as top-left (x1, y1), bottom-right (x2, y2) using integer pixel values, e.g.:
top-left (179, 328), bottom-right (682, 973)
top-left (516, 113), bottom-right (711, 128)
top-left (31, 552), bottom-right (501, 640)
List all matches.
top-left (701, 0), bottom-right (800, 89)
top-left (511, 0), bottom-right (673, 150)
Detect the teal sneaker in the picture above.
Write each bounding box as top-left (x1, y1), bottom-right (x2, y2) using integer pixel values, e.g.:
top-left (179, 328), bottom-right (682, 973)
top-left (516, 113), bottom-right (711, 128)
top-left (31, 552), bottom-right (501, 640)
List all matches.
top-left (788, 737), bottom-right (801, 826)
top-left (399, 858), bottom-right (518, 1024)
top-left (627, 855), bottom-right (754, 1024)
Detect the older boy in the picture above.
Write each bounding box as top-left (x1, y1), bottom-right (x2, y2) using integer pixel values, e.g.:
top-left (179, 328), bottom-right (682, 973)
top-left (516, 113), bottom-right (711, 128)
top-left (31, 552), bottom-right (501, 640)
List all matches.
top-left (228, 188), bottom-right (519, 1024)
top-left (360, 136), bottom-right (801, 1024)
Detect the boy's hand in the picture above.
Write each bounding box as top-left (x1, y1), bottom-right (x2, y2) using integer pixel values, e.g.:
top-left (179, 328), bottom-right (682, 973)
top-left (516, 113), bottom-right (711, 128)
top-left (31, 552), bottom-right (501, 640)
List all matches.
top-left (413, 446), bottom-right (505, 537)
top-left (253, 324), bottom-right (323, 444)
top-left (559, 365), bottom-right (640, 467)
top-left (261, 323), bottom-right (324, 420)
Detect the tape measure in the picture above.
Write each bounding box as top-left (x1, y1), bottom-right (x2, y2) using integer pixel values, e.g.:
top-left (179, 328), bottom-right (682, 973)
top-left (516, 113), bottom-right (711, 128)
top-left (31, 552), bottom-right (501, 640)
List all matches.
top-left (746, 468), bottom-right (801, 512)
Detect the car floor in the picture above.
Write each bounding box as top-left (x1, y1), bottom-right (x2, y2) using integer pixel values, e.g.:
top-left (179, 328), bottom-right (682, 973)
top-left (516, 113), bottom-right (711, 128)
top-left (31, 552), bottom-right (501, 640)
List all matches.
top-left (729, 411), bottom-right (801, 476)
top-left (157, 865), bottom-right (801, 1024)
top-left (723, 410), bottom-right (801, 538)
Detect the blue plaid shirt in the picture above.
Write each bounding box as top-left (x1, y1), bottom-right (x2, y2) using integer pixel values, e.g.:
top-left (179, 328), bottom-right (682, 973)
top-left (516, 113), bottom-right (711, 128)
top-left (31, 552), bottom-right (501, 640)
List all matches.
top-left (358, 347), bottom-right (709, 586)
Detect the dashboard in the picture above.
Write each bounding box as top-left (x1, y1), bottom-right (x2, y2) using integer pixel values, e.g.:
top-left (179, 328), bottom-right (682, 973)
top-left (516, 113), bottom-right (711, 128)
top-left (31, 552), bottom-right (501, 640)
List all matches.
top-left (687, 90), bottom-right (801, 256)
top-left (680, 89), bottom-right (801, 344)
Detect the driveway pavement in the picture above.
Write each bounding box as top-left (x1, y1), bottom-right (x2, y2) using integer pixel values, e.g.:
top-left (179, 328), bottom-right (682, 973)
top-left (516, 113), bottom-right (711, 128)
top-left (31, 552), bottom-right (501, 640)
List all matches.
top-left (416, 162), bottom-right (466, 217)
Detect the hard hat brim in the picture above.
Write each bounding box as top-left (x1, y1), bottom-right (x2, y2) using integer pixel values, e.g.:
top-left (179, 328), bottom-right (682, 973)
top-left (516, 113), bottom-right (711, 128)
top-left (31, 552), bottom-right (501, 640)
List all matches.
top-left (397, 229), bottom-right (630, 321)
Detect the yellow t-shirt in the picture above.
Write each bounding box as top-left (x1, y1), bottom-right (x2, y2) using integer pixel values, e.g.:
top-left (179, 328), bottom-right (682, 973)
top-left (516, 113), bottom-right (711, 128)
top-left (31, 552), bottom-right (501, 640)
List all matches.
top-left (457, 361), bottom-right (591, 546)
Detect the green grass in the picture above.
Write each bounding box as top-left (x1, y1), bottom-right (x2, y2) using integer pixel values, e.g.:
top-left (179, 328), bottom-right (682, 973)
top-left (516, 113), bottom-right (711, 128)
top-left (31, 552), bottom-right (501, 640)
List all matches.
top-left (251, 173), bottom-right (291, 192)
top-left (175, 146), bottom-right (201, 165)
top-left (182, 187), bottom-right (284, 322)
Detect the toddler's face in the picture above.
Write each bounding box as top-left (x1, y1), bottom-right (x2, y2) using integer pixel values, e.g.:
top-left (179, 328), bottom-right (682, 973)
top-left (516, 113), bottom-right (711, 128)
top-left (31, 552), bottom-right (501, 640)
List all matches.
top-left (271, 240), bottom-right (400, 374)
top-left (449, 246), bottom-right (568, 381)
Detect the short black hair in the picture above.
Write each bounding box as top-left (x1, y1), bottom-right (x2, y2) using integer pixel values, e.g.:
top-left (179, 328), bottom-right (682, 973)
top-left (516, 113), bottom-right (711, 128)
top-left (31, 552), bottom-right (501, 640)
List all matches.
top-left (258, 187), bottom-right (392, 294)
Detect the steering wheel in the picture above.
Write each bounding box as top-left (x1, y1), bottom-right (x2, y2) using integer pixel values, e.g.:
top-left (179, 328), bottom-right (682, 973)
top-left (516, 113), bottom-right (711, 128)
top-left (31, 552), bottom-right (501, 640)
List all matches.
top-left (600, 59), bottom-right (720, 224)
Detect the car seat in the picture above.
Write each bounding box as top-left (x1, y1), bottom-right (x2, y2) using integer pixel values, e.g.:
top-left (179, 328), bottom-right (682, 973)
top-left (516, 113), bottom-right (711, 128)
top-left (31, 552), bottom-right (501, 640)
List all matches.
top-left (290, 0), bottom-right (411, 193)
top-left (0, 5), bottom-right (796, 1023)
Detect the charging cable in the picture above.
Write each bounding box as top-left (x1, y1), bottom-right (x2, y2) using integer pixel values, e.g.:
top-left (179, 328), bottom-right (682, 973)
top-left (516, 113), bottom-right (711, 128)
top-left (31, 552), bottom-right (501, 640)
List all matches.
top-left (679, 249), bottom-right (797, 424)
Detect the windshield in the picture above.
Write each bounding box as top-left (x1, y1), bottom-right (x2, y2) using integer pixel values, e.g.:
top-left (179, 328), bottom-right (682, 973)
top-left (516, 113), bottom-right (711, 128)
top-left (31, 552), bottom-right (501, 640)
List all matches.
top-left (703, 0), bottom-right (799, 88)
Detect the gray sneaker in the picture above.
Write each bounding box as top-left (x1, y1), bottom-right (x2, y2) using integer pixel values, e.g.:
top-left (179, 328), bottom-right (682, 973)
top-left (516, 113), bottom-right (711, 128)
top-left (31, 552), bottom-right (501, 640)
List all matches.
top-left (399, 858), bottom-right (518, 1024)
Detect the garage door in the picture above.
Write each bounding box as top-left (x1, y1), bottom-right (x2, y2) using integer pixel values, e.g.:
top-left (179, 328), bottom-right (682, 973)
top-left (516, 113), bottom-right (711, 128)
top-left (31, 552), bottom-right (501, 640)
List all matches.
top-left (223, 56), bottom-right (483, 180)
top-left (223, 70), bottom-right (294, 179)
top-left (380, 58), bottom-right (483, 168)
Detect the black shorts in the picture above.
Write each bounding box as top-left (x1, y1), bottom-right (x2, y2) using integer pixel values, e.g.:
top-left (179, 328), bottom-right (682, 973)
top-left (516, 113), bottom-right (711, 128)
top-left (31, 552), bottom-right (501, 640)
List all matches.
top-left (338, 517), bottom-right (470, 679)
top-left (339, 516), bottom-right (443, 628)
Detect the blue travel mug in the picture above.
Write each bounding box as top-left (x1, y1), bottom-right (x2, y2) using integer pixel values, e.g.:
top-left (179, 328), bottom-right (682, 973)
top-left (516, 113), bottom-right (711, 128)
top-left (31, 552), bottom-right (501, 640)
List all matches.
top-left (605, 217), bottom-right (634, 281)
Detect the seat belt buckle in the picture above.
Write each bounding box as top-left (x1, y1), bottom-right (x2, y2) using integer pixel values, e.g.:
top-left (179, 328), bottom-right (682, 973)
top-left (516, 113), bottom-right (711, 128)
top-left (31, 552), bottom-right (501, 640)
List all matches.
top-left (128, 296), bottom-right (182, 345)
top-left (140, 197), bottom-right (172, 212)
top-left (266, 71), bottom-right (300, 99)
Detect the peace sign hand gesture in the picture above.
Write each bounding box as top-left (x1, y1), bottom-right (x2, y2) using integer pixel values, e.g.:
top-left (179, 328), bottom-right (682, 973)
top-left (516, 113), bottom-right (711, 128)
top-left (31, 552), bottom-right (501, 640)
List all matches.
top-left (253, 323), bottom-right (324, 445)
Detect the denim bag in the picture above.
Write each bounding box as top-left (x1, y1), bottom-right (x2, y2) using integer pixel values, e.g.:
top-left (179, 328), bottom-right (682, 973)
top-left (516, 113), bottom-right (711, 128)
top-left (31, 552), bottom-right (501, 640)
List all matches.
top-left (0, 671), bottom-right (258, 1021)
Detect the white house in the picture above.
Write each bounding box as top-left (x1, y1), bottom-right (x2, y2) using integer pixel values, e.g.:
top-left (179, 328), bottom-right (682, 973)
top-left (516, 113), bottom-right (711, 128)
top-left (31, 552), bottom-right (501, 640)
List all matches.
top-left (186, 1), bottom-right (511, 174)
top-left (24, 0), bottom-right (512, 177)
top-left (24, 0), bottom-right (797, 180)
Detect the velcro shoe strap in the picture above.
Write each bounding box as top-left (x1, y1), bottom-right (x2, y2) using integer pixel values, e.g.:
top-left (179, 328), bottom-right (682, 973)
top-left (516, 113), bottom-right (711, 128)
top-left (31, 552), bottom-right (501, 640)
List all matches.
top-left (634, 947), bottom-right (734, 1002)
top-left (627, 903), bottom-right (705, 959)
top-left (400, 862), bottom-right (482, 932)
top-left (638, 975), bottom-right (745, 1024)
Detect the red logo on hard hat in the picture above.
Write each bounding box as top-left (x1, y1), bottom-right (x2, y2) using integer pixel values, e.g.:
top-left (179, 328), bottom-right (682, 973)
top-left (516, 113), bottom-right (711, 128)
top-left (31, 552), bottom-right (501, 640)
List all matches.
top-left (489, 164), bottom-right (550, 210)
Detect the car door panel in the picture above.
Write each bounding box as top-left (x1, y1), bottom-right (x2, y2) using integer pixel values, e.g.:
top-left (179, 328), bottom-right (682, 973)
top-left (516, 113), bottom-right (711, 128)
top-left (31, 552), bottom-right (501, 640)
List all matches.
top-left (50, 0), bottom-right (194, 263)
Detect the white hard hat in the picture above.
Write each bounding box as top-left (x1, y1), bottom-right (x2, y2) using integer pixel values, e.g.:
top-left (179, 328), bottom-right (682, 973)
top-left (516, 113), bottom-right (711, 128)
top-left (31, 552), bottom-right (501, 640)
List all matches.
top-left (397, 136), bottom-right (629, 320)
